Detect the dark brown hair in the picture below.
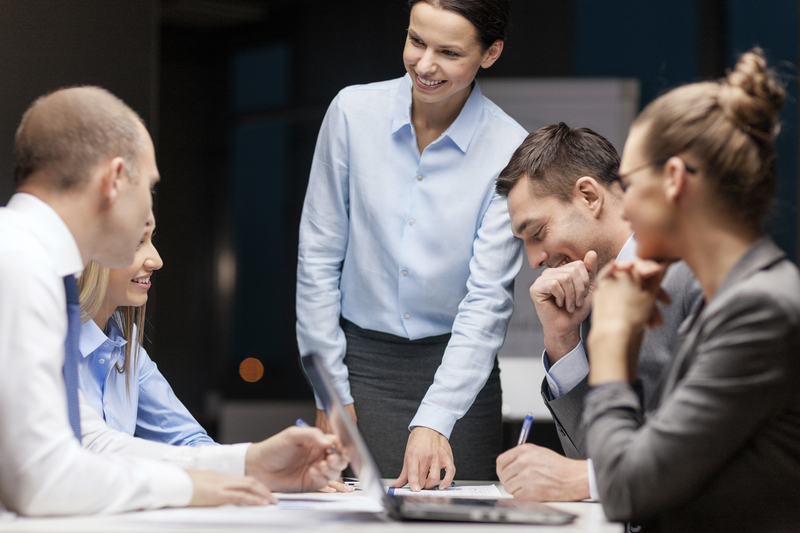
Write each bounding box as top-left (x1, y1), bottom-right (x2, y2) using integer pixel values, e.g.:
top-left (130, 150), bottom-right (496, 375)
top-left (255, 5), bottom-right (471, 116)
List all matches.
top-left (634, 47), bottom-right (785, 229)
top-left (496, 122), bottom-right (620, 201)
top-left (14, 86), bottom-right (145, 190)
top-left (408, 0), bottom-right (510, 50)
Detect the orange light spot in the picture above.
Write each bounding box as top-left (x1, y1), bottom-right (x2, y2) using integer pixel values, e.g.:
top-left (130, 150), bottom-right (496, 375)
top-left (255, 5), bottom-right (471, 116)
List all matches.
top-left (239, 357), bottom-right (264, 383)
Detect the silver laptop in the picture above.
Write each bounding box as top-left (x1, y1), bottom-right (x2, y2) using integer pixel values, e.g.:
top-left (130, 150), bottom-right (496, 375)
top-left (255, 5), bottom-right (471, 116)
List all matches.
top-left (301, 353), bottom-right (576, 525)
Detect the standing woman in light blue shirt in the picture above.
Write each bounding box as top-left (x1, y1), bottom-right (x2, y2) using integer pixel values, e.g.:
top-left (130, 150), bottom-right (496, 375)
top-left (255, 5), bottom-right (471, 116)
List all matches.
top-left (78, 218), bottom-right (215, 446)
top-left (297, 0), bottom-right (526, 489)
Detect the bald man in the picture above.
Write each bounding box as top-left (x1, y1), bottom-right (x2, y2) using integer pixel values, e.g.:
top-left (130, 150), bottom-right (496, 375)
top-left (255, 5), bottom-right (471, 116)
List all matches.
top-left (0, 87), bottom-right (345, 516)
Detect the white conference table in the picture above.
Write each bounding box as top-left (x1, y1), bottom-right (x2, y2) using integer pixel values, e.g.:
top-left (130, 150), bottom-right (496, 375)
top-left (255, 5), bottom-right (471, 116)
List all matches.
top-left (0, 481), bottom-right (622, 533)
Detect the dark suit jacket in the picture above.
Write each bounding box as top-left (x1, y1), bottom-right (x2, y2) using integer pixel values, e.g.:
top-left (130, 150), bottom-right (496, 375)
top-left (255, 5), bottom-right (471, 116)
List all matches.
top-left (584, 237), bottom-right (800, 532)
top-left (543, 260), bottom-right (703, 458)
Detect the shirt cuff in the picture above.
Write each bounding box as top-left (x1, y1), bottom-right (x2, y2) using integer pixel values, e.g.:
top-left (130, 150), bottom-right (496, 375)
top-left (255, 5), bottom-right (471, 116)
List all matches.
top-left (542, 342), bottom-right (589, 399)
top-left (147, 464), bottom-right (194, 508)
top-left (408, 404), bottom-right (457, 440)
top-left (332, 381), bottom-right (354, 409)
top-left (314, 383), bottom-right (354, 410)
top-left (587, 458), bottom-right (600, 501)
top-left (190, 442), bottom-right (251, 476)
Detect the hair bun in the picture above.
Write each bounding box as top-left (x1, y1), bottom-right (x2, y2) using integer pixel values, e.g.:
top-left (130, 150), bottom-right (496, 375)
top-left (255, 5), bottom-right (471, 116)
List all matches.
top-left (718, 47), bottom-right (785, 139)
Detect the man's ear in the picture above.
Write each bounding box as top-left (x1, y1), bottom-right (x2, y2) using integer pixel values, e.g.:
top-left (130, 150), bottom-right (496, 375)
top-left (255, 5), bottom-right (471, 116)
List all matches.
top-left (575, 176), bottom-right (604, 219)
top-left (97, 157), bottom-right (126, 207)
top-left (480, 40), bottom-right (504, 69)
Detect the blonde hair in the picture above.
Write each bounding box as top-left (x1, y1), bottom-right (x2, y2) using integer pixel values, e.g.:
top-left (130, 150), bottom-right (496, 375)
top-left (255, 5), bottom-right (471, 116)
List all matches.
top-left (78, 261), bottom-right (146, 394)
top-left (634, 47), bottom-right (785, 230)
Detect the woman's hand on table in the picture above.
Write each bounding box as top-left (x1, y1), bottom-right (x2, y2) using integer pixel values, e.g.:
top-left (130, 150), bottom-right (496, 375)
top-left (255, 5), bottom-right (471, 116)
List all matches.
top-left (389, 427), bottom-right (455, 492)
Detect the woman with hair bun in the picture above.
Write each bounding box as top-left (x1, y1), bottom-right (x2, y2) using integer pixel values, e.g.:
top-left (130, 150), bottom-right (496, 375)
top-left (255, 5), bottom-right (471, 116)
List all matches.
top-left (296, 0), bottom-right (526, 489)
top-left (584, 48), bottom-right (800, 531)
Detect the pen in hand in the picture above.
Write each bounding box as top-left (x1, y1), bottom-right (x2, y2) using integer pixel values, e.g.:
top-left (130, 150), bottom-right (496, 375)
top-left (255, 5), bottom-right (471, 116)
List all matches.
top-left (517, 412), bottom-right (533, 446)
top-left (296, 418), bottom-right (343, 456)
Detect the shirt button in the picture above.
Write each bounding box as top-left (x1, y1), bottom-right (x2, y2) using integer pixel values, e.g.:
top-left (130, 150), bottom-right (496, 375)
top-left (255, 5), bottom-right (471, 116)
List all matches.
top-left (103, 342), bottom-right (109, 347)
top-left (404, 313), bottom-right (410, 319)
top-left (99, 359), bottom-right (105, 364)
top-left (408, 219), bottom-right (415, 226)
top-left (416, 175), bottom-right (423, 181)
top-left (402, 270), bottom-right (408, 276)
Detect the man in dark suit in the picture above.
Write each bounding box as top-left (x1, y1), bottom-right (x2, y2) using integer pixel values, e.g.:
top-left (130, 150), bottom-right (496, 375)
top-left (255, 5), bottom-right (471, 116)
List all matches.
top-left (494, 123), bottom-right (703, 501)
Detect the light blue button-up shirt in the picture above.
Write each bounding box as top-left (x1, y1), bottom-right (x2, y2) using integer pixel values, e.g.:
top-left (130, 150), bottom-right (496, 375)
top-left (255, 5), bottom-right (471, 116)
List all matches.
top-left (296, 74), bottom-right (527, 438)
top-left (78, 317), bottom-right (216, 446)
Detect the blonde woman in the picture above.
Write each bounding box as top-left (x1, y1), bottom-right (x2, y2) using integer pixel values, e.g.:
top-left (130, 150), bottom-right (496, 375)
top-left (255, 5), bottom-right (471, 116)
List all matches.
top-left (78, 218), bottom-right (214, 445)
top-left (78, 217), bottom-right (352, 497)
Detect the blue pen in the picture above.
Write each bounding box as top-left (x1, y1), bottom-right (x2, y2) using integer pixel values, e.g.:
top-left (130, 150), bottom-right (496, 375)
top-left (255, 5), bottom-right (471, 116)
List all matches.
top-left (295, 418), bottom-right (343, 456)
top-left (517, 412), bottom-right (533, 446)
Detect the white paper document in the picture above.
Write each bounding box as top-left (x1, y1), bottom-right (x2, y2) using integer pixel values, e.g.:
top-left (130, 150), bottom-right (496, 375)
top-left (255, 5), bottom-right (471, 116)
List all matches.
top-left (387, 484), bottom-right (502, 498)
top-left (275, 492), bottom-right (384, 512)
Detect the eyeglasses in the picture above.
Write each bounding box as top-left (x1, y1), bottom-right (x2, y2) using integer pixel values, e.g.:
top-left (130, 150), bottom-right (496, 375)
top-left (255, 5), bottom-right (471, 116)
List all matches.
top-left (616, 156), bottom-right (697, 190)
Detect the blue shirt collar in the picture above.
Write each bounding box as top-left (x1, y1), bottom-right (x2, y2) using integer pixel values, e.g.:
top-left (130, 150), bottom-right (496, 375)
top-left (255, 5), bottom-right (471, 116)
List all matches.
top-left (390, 74), bottom-right (485, 153)
top-left (79, 316), bottom-right (127, 358)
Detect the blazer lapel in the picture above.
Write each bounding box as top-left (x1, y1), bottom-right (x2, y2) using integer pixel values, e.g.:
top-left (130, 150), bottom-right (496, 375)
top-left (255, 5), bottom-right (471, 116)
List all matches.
top-left (655, 303), bottom-right (705, 407)
top-left (653, 236), bottom-right (785, 406)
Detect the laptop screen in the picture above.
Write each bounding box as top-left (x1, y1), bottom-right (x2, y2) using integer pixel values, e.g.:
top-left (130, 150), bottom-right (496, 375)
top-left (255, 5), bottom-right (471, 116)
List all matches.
top-left (301, 353), bottom-right (576, 526)
top-left (301, 353), bottom-right (388, 503)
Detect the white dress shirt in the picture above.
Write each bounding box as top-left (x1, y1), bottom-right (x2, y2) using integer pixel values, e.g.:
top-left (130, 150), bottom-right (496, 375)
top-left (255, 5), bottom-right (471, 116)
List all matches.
top-left (0, 193), bottom-right (246, 516)
top-left (297, 75), bottom-right (527, 438)
top-left (80, 393), bottom-right (248, 473)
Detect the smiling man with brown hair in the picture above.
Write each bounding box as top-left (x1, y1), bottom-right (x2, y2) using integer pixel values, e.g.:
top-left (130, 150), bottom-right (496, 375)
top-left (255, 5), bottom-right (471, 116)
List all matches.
top-left (494, 122), bottom-right (702, 502)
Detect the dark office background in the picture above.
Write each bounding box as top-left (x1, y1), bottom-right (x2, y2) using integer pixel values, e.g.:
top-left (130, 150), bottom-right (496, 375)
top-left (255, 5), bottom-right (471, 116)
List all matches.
top-left (1, 0), bottom-right (798, 442)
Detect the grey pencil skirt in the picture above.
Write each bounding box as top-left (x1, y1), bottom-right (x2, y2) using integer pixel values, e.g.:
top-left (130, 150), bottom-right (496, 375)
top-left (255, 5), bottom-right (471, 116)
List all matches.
top-left (342, 319), bottom-right (502, 480)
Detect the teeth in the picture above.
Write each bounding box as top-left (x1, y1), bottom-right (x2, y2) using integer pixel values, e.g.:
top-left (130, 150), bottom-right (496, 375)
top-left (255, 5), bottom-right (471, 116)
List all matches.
top-left (417, 75), bottom-right (444, 87)
top-left (548, 258), bottom-right (571, 269)
top-left (132, 277), bottom-right (150, 284)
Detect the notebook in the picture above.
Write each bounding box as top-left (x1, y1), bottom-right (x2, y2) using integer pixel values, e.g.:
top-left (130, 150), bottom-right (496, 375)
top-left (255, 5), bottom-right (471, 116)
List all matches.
top-left (301, 353), bottom-right (576, 525)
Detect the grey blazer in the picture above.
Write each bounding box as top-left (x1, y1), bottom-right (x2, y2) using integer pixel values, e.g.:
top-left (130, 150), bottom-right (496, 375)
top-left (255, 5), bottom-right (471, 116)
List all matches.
top-left (542, 260), bottom-right (703, 458)
top-left (584, 237), bottom-right (800, 531)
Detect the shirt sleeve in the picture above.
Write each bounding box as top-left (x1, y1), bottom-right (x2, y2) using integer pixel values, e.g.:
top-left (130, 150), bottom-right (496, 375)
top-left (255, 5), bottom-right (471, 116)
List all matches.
top-left (542, 342), bottom-right (590, 399)
top-left (296, 94), bottom-right (353, 408)
top-left (584, 287), bottom-right (800, 523)
top-left (81, 396), bottom-right (249, 476)
top-left (133, 345), bottom-right (216, 446)
top-left (0, 254), bottom-right (193, 516)
top-left (409, 191), bottom-right (523, 437)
